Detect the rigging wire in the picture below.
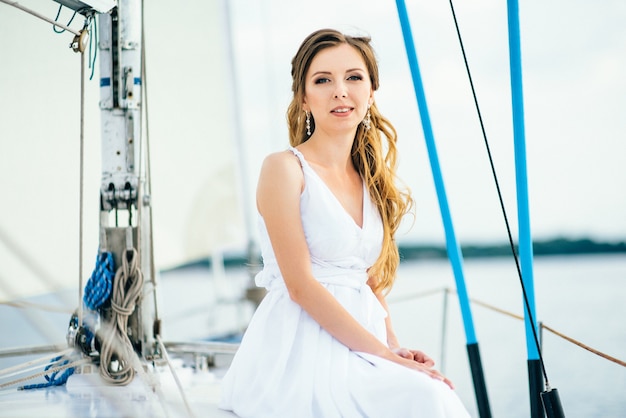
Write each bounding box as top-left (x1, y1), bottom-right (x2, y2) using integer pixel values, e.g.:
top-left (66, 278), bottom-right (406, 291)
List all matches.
top-left (77, 22), bottom-right (88, 328)
top-left (0, 358), bottom-right (90, 390)
top-left (0, 0), bottom-right (80, 36)
top-left (141, 0), bottom-right (161, 325)
top-left (156, 335), bottom-right (196, 418)
top-left (88, 17), bottom-right (98, 80)
top-left (445, 0), bottom-right (552, 388)
top-left (0, 348), bottom-right (74, 379)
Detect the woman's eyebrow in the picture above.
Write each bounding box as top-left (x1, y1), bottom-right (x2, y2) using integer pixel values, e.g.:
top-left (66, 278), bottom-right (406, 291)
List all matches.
top-left (310, 71), bottom-right (331, 78)
top-left (310, 68), bottom-right (365, 78)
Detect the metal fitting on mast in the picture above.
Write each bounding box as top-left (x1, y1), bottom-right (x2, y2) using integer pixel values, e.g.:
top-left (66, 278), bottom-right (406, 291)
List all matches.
top-left (98, 3), bottom-right (141, 212)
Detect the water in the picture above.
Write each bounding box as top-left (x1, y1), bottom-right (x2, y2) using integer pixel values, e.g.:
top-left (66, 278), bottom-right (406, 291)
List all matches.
top-left (389, 253), bottom-right (626, 418)
top-left (1, 254), bottom-right (625, 417)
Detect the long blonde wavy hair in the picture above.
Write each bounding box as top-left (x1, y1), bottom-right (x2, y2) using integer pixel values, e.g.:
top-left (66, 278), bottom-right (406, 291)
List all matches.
top-left (286, 29), bottom-right (413, 294)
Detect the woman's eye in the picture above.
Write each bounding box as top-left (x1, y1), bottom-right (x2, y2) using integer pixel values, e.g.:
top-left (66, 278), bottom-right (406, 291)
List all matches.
top-left (348, 75), bottom-right (363, 81)
top-left (314, 78), bottom-right (330, 84)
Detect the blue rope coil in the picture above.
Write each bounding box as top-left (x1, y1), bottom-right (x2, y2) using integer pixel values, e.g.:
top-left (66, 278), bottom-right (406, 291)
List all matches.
top-left (21, 356), bottom-right (75, 390)
top-left (83, 251), bottom-right (115, 311)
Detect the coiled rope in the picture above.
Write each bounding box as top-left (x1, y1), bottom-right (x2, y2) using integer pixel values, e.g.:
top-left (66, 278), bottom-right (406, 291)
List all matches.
top-left (0, 348), bottom-right (90, 390)
top-left (98, 248), bottom-right (144, 385)
top-left (19, 355), bottom-right (76, 390)
top-left (83, 251), bottom-right (115, 311)
top-left (3, 251), bottom-right (115, 390)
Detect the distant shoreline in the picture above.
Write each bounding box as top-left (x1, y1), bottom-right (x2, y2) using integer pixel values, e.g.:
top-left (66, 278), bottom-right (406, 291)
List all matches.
top-left (165, 237), bottom-right (626, 272)
top-left (398, 237), bottom-right (626, 260)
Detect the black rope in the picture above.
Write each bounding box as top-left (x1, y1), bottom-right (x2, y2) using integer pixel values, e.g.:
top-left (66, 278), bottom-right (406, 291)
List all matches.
top-left (446, 0), bottom-right (551, 387)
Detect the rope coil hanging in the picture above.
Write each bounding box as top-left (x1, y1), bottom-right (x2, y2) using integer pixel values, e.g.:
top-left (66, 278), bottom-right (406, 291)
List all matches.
top-left (98, 248), bottom-right (144, 385)
top-left (83, 251), bottom-right (115, 311)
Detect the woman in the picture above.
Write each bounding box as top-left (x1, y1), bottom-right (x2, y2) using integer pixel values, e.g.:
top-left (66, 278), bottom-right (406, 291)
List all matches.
top-left (219, 28), bottom-right (470, 417)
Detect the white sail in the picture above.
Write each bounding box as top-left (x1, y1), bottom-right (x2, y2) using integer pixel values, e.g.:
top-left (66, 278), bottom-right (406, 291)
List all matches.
top-left (142, 1), bottom-right (248, 267)
top-left (0, 1), bottom-right (247, 301)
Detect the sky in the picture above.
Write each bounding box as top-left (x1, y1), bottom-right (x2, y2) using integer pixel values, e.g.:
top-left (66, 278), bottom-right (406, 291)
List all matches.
top-left (0, 0), bottom-right (625, 296)
top-left (225, 0), bottom-right (626, 245)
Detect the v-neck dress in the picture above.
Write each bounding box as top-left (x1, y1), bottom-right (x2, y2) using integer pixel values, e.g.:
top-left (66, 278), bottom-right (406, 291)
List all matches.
top-left (219, 147), bottom-right (470, 417)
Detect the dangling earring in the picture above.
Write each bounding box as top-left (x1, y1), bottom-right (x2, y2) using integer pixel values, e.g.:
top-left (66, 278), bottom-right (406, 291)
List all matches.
top-left (362, 106), bottom-right (371, 131)
top-left (305, 111), bottom-right (311, 136)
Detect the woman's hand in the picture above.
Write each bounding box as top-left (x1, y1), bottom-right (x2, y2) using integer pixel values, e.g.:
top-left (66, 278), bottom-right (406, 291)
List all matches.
top-left (370, 282), bottom-right (454, 389)
top-left (389, 348), bottom-right (454, 389)
top-left (391, 347), bottom-right (435, 367)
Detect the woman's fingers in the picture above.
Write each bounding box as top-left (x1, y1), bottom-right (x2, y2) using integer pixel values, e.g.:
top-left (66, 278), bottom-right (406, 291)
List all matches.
top-left (408, 361), bottom-right (455, 390)
top-left (393, 348), bottom-right (436, 367)
top-left (410, 349), bottom-right (435, 367)
top-left (392, 349), bottom-right (455, 389)
top-left (424, 367), bottom-right (455, 390)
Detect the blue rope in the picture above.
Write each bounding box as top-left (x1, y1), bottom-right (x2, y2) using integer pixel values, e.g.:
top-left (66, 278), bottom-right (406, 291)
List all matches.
top-left (20, 356), bottom-right (75, 390)
top-left (83, 251), bottom-right (115, 311)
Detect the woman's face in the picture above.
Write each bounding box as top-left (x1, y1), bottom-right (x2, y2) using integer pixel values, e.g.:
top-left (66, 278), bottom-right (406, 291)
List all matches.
top-left (303, 43), bottom-right (374, 137)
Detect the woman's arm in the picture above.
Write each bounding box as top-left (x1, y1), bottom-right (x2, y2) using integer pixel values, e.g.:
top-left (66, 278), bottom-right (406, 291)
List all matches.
top-left (257, 151), bottom-right (393, 358)
top-left (256, 151), bottom-right (450, 387)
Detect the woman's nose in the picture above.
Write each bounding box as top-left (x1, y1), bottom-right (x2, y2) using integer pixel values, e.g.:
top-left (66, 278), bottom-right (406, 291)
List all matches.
top-left (333, 81), bottom-right (348, 98)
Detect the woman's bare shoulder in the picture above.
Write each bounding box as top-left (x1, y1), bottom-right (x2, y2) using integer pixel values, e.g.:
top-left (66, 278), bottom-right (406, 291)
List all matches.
top-left (257, 149), bottom-right (304, 214)
top-left (259, 149), bottom-right (302, 180)
top-left (262, 149), bottom-right (300, 166)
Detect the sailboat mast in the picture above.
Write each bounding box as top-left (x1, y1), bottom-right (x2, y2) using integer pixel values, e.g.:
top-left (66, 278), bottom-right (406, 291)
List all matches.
top-left (97, 0), bottom-right (157, 358)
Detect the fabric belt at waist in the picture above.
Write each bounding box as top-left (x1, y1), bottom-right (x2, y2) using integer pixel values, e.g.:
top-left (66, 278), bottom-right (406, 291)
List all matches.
top-left (263, 265), bottom-right (386, 327)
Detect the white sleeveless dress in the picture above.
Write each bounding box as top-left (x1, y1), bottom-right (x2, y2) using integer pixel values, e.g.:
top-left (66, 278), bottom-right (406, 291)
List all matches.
top-left (219, 147), bottom-right (470, 417)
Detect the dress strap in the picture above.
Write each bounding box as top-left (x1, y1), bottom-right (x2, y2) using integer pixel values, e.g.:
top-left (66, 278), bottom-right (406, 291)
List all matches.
top-left (288, 146), bottom-right (306, 168)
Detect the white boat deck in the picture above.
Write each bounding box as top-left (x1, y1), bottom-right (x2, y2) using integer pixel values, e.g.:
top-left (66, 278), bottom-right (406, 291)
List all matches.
top-left (0, 360), bottom-right (237, 418)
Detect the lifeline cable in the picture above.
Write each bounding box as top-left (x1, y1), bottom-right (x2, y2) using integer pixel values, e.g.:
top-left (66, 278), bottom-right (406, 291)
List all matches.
top-left (389, 287), bottom-right (626, 369)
